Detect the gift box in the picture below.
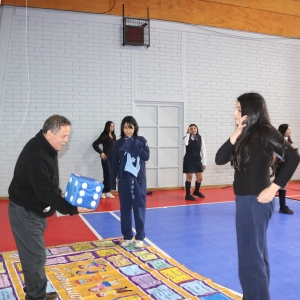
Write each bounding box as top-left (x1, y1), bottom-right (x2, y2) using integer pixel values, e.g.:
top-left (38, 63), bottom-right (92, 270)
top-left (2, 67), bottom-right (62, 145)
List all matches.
top-left (64, 174), bottom-right (104, 209)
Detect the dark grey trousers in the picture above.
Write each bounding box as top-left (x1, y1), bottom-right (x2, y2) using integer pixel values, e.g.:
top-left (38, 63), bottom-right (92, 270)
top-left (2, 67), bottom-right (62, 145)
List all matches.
top-left (8, 202), bottom-right (47, 300)
top-left (236, 195), bottom-right (275, 300)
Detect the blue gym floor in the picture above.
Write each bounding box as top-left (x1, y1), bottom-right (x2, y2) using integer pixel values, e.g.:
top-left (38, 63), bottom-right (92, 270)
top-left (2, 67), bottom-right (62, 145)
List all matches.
top-left (82, 198), bottom-right (300, 300)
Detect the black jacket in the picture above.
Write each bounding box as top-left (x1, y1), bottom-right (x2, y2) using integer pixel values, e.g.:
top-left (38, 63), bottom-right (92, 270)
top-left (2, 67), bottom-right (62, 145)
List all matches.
top-left (215, 131), bottom-right (300, 196)
top-left (8, 130), bottom-right (78, 218)
top-left (92, 134), bottom-right (115, 158)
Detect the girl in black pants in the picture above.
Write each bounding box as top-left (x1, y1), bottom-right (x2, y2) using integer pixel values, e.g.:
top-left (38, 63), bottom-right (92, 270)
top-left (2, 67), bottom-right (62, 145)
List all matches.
top-left (93, 121), bottom-right (116, 198)
top-left (216, 93), bottom-right (299, 300)
top-left (277, 124), bottom-right (294, 214)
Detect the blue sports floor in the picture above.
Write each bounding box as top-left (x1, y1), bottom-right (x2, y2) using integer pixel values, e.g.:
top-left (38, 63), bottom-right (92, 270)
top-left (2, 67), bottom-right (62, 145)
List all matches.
top-left (82, 198), bottom-right (300, 300)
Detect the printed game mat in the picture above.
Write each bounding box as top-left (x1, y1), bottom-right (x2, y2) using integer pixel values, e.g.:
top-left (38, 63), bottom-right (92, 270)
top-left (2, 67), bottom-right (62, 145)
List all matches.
top-left (0, 237), bottom-right (242, 300)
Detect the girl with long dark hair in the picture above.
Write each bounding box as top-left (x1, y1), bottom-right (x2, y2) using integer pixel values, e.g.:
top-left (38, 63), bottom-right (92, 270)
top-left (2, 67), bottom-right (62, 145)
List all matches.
top-left (92, 121), bottom-right (116, 198)
top-left (215, 93), bottom-right (299, 300)
top-left (110, 116), bottom-right (150, 249)
top-left (277, 124), bottom-right (294, 214)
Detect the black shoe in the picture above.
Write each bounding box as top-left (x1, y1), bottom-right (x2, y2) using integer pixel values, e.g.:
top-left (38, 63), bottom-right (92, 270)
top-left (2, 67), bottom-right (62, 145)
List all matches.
top-left (46, 292), bottom-right (58, 300)
top-left (185, 194), bottom-right (197, 201)
top-left (23, 287), bottom-right (58, 300)
top-left (279, 206), bottom-right (294, 214)
top-left (193, 191), bottom-right (205, 198)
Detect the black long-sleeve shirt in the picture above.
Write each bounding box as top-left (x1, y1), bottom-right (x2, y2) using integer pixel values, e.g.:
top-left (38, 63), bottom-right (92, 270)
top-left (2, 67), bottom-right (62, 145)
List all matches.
top-left (92, 134), bottom-right (114, 158)
top-left (8, 130), bottom-right (78, 218)
top-left (215, 132), bottom-right (300, 196)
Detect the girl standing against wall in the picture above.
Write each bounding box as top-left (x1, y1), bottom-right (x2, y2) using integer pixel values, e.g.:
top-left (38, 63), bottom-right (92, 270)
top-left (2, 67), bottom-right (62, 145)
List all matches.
top-left (183, 124), bottom-right (207, 200)
top-left (277, 124), bottom-right (294, 214)
top-left (92, 121), bottom-right (116, 199)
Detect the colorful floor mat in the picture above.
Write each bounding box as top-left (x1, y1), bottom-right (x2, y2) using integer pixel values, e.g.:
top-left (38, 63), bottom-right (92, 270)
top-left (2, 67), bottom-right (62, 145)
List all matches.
top-left (0, 237), bottom-right (241, 300)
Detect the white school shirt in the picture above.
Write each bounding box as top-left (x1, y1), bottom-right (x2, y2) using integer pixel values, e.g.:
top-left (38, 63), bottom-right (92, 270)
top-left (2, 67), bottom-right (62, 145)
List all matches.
top-left (183, 134), bottom-right (207, 167)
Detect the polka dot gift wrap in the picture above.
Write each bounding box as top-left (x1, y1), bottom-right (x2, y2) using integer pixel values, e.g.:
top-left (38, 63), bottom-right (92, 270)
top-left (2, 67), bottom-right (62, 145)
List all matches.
top-left (64, 174), bottom-right (104, 209)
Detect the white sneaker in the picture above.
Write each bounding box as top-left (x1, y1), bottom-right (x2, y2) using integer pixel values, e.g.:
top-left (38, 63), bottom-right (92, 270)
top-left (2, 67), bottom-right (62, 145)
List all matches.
top-left (121, 239), bottom-right (133, 247)
top-left (101, 193), bottom-right (106, 199)
top-left (134, 240), bottom-right (144, 248)
top-left (105, 192), bottom-right (115, 198)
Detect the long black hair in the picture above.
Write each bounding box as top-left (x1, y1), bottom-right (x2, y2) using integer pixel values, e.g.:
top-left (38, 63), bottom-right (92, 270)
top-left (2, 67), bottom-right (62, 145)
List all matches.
top-left (99, 121), bottom-right (116, 142)
top-left (230, 93), bottom-right (285, 172)
top-left (120, 116), bottom-right (139, 138)
top-left (186, 124), bottom-right (201, 145)
top-left (278, 124), bottom-right (293, 144)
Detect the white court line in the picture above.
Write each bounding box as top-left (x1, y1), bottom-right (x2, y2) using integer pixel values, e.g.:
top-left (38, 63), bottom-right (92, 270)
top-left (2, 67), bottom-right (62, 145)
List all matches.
top-left (145, 200), bottom-right (236, 210)
top-left (214, 285), bottom-right (242, 297)
top-left (109, 211), bottom-right (171, 258)
top-left (79, 214), bottom-right (103, 240)
top-left (80, 200), bottom-right (237, 215)
top-left (80, 206), bottom-right (243, 297)
top-left (109, 211), bottom-right (243, 298)
top-left (276, 196), bottom-right (300, 201)
top-left (82, 197), bottom-right (297, 215)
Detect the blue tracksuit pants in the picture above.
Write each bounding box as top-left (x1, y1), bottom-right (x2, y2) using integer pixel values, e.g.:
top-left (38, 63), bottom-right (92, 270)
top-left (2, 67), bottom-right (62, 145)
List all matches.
top-left (118, 179), bottom-right (146, 241)
top-left (236, 195), bottom-right (275, 300)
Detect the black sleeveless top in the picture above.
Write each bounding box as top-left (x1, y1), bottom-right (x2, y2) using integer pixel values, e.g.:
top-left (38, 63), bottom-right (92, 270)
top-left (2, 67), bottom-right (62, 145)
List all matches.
top-left (183, 135), bottom-right (204, 173)
top-left (184, 135), bottom-right (202, 161)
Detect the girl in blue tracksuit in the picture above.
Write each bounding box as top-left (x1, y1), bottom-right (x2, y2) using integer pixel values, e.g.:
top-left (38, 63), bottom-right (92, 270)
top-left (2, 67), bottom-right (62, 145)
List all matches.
top-left (110, 116), bottom-right (150, 249)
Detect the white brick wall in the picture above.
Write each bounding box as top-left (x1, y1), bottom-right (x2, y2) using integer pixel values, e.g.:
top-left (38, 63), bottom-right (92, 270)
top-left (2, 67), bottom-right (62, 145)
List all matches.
top-left (136, 28), bottom-right (182, 99)
top-left (184, 32), bottom-right (300, 185)
top-left (0, 6), bottom-right (300, 196)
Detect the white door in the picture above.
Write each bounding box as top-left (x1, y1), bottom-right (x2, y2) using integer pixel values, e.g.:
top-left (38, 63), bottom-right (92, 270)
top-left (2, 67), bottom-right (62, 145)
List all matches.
top-left (135, 102), bottom-right (183, 188)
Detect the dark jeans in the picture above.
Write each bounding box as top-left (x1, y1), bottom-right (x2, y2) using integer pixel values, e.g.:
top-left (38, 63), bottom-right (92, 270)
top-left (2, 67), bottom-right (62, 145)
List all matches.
top-left (236, 195), bottom-right (275, 300)
top-left (8, 202), bottom-right (47, 300)
top-left (118, 179), bottom-right (146, 241)
top-left (101, 156), bottom-right (111, 193)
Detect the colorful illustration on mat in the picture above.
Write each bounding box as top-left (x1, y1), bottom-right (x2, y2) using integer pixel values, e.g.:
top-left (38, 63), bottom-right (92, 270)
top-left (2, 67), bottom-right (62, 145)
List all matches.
top-left (0, 237), bottom-right (241, 300)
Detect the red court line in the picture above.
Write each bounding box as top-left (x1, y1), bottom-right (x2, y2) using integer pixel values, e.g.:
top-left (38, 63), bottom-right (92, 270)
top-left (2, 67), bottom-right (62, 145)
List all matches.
top-left (0, 187), bottom-right (235, 252)
top-left (0, 201), bottom-right (99, 252)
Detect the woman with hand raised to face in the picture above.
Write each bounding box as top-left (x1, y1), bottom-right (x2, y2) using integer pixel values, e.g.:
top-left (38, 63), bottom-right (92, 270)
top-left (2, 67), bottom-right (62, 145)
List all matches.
top-left (183, 124), bottom-right (207, 201)
top-left (215, 93), bottom-right (299, 300)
